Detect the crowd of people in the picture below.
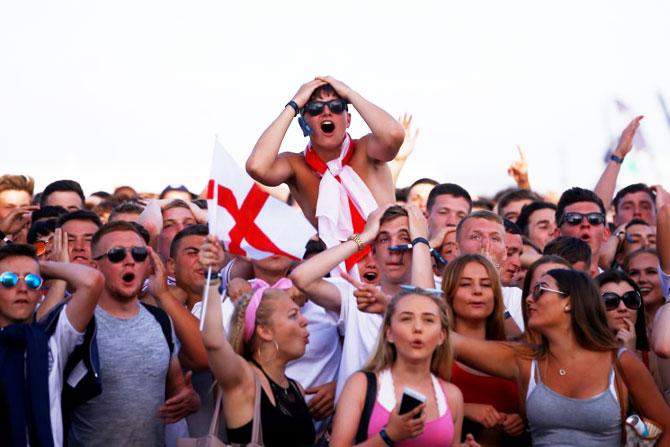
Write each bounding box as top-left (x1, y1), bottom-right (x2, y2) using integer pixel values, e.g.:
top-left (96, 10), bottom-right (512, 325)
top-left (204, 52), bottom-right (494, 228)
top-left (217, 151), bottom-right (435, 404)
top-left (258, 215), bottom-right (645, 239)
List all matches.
top-left (2, 76), bottom-right (670, 446)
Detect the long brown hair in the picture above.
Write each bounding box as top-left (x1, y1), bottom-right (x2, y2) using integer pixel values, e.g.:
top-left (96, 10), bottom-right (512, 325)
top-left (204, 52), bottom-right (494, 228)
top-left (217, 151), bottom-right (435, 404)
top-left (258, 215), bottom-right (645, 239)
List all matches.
top-left (364, 289), bottom-right (453, 381)
top-left (534, 269), bottom-right (619, 357)
top-left (441, 254), bottom-right (506, 341)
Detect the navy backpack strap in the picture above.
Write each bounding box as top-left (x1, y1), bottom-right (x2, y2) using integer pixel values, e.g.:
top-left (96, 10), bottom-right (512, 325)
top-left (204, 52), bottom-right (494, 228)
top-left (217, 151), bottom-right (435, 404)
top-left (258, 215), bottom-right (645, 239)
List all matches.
top-left (355, 371), bottom-right (377, 444)
top-left (140, 303), bottom-right (175, 355)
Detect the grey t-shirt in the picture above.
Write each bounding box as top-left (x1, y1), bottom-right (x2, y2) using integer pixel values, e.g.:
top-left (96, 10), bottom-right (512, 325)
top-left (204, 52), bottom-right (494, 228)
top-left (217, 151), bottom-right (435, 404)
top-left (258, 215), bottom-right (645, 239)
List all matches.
top-left (69, 304), bottom-right (173, 447)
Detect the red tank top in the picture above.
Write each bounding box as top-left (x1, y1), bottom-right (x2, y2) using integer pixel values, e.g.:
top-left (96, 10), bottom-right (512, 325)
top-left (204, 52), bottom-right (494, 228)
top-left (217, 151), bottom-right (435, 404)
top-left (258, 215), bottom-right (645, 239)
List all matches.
top-left (451, 362), bottom-right (520, 414)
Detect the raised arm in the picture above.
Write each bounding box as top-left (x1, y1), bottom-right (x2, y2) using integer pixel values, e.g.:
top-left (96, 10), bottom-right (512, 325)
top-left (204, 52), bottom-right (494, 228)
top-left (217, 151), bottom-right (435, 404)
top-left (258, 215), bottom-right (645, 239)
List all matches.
top-left (389, 114), bottom-right (419, 185)
top-left (654, 186), bottom-right (670, 275)
top-left (198, 235), bottom-right (254, 390)
top-left (317, 76), bottom-right (404, 162)
top-left (507, 145), bottom-right (531, 190)
top-left (594, 116), bottom-right (643, 209)
top-left (450, 331), bottom-right (521, 381)
top-left (246, 79), bottom-right (326, 186)
top-left (406, 205), bottom-right (435, 288)
top-left (290, 206), bottom-right (388, 313)
top-left (146, 247), bottom-right (209, 370)
top-left (36, 228), bottom-right (69, 320)
top-left (39, 259), bottom-right (104, 332)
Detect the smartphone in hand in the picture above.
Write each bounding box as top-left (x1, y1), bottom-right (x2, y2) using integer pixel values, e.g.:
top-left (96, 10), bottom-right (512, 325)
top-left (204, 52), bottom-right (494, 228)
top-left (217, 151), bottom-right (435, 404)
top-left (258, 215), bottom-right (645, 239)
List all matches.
top-left (399, 387), bottom-right (426, 419)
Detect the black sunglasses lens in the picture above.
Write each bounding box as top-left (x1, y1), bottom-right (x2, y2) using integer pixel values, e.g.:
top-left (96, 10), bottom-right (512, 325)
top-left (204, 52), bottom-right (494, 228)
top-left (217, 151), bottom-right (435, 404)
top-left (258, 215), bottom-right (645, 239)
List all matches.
top-left (305, 102), bottom-right (325, 116)
top-left (622, 291), bottom-right (641, 310)
top-left (602, 293), bottom-right (620, 310)
top-left (532, 284), bottom-right (542, 299)
top-left (564, 213), bottom-right (582, 225)
top-left (107, 247), bottom-right (127, 263)
top-left (131, 247), bottom-right (149, 262)
top-left (328, 99), bottom-right (346, 113)
top-left (587, 214), bottom-right (605, 225)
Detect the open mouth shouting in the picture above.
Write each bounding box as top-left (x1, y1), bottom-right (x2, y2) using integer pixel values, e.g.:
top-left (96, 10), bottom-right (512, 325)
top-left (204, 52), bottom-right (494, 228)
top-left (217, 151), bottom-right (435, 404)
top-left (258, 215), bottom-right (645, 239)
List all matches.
top-left (121, 272), bottom-right (136, 285)
top-left (320, 120), bottom-right (335, 134)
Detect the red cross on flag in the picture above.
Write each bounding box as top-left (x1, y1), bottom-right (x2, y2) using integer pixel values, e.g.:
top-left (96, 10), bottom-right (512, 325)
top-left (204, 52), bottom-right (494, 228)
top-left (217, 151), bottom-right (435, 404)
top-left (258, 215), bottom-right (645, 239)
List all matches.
top-left (206, 141), bottom-right (316, 260)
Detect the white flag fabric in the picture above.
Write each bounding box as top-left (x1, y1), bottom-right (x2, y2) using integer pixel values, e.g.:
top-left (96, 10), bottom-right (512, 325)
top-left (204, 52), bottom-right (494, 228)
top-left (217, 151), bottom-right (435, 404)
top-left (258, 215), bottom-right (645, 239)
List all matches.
top-left (206, 140), bottom-right (316, 260)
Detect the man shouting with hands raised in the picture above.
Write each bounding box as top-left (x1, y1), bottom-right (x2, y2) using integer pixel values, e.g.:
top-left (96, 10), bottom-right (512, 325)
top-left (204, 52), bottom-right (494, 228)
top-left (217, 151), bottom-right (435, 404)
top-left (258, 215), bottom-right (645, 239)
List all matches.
top-left (247, 77), bottom-right (404, 273)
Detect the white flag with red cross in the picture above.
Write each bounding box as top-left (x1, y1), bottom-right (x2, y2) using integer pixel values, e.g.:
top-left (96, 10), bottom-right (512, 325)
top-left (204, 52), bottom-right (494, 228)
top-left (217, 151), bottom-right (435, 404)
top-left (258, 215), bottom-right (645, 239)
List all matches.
top-left (206, 140), bottom-right (316, 260)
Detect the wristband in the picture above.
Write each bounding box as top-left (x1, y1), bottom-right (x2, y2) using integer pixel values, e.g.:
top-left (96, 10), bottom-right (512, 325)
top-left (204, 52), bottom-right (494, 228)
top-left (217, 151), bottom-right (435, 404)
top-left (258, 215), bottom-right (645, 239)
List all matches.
top-left (411, 237), bottom-right (430, 248)
top-left (285, 100), bottom-right (299, 117)
top-left (204, 269), bottom-right (221, 281)
top-left (610, 154), bottom-right (624, 164)
top-left (379, 427), bottom-right (395, 446)
top-left (348, 233), bottom-right (365, 251)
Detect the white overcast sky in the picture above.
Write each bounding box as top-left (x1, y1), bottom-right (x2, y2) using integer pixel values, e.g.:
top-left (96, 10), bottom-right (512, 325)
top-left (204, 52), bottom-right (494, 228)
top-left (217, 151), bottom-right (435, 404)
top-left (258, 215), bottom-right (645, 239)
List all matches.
top-left (1, 0), bottom-right (669, 197)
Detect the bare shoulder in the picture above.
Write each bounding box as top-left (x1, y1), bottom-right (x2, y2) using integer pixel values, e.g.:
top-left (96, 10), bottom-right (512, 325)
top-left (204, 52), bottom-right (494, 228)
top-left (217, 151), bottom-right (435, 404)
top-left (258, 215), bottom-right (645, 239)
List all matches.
top-left (353, 134), bottom-right (383, 166)
top-left (440, 380), bottom-right (463, 403)
top-left (344, 370), bottom-right (371, 393)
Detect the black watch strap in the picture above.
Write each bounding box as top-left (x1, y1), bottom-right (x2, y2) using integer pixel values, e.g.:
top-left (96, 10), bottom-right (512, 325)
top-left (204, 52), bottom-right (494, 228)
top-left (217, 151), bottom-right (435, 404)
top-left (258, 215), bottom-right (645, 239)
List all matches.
top-left (285, 100), bottom-right (299, 116)
top-left (411, 237), bottom-right (430, 248)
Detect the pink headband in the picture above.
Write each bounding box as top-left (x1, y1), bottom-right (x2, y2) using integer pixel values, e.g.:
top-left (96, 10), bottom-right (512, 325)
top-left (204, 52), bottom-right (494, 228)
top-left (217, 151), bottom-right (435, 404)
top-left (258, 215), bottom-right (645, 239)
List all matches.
top-left (243, 277), bottom-right (293, 343)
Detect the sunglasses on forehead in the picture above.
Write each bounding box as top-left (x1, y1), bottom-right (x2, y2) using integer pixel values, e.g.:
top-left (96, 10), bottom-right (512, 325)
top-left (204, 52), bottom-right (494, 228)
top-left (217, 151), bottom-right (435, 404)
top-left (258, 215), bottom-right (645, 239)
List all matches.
top-left (93, 246), bottom-right (148, 263)
top-left (0, 272), bottom-right (44, 290)
top-left (399, 284), bottom-right (444, 298)
top-left (302, 99), bottom-right (348, 116)
top-left (602, 291), bottom-right (641, 311)
top-left (559, 212), bottom-right (606, 226)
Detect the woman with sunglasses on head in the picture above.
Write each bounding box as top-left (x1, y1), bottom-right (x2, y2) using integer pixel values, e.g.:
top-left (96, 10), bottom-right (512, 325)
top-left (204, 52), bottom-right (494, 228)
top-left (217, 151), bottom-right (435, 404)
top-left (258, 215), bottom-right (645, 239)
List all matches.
top-left (330, 286), bottom-right (477, 447)
top-left (452, 267), bottom-right (670, 446)
top-left (520, 255), bottom-right (573, 340)
top-left (442, 254), bottom-right (528, 446)
top-left (596, 270), bottom-right (649, 354)
top-left (199, 235), bottom-right (315, 447)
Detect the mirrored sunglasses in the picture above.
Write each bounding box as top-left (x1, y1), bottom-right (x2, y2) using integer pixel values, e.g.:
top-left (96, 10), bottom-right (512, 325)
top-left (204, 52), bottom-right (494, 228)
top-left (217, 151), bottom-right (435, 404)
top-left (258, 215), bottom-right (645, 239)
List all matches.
top-left (560, 212), bottom-right (606, 226)
top-left (0, 272), bottom-right (44, 290)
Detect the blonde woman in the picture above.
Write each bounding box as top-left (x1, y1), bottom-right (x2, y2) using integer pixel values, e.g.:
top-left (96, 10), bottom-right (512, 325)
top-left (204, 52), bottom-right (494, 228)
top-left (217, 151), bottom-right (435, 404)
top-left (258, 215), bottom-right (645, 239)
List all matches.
top-left (330, 287), bottom-right (476, 447)
top-left (199, 235), bottom-right (315, 446)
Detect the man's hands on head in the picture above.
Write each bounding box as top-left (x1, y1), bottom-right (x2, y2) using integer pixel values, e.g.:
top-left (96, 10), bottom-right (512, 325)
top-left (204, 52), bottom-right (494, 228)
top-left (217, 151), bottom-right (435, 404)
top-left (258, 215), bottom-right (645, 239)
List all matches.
top-left (292, 79), bottom-right (328, 108)
top-left (359, 205), bottom-right (391, 245)
top-left (315, 76), bottom-right (353, 102)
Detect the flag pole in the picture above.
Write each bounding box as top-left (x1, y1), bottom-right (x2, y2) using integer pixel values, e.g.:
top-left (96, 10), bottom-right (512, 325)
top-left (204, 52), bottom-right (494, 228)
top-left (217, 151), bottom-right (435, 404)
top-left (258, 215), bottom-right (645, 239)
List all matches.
top-left (200, 136), bottom-right (219, 331)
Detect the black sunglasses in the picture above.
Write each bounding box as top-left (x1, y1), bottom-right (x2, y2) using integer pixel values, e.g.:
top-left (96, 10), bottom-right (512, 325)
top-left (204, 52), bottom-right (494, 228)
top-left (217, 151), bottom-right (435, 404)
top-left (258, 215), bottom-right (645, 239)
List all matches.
top-left (602, 291), bottom-right (641, 311)
top-left (93, 246), bottom-right (148, 263)
top-left (560, 212), bottom-right (606, 226)
top-left (302, 99), bottom-right (348, 116)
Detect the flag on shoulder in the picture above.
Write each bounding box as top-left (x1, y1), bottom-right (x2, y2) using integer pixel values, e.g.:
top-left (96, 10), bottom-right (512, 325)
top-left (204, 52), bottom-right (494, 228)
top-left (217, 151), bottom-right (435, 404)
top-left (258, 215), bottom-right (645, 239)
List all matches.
top-left (206, 140), bottom-right (316, 260)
